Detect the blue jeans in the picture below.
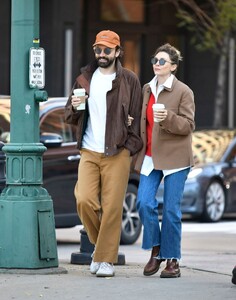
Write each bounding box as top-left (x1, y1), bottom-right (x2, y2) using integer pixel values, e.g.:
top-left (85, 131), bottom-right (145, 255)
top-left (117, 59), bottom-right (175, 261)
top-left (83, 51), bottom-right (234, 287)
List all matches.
top-left (137, 168), bottom-right (190, 259)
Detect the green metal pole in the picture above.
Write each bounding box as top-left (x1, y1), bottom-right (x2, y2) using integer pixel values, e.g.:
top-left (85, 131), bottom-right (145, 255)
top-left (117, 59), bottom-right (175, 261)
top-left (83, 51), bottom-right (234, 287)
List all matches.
top-left (0, 0), bottom-right (58, 269)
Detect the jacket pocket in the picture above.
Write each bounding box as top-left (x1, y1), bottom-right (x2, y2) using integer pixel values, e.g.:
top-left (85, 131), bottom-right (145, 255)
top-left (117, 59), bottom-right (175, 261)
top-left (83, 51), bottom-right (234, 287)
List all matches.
top-left (159, 128), bottom-right (181, 140)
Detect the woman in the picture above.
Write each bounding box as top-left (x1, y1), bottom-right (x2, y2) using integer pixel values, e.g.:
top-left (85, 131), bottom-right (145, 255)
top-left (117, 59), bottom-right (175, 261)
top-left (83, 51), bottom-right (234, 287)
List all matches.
top-left (135, 43), bottom-right (195, 278)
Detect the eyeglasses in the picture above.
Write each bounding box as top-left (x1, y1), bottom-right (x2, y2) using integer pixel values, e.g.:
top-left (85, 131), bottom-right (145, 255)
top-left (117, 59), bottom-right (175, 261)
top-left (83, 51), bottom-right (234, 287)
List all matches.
top-left (151, 57), bottom-right (172, 66)
top-left (94, 47), bottom-right (113, 55)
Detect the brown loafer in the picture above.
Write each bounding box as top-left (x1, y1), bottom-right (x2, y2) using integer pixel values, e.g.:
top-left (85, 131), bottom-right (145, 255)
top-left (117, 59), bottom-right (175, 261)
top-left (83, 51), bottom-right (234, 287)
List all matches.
top-left (160, 259), bottom-right (181, 278)
top-left (143, 246), bottom-right (164, 276)
top-left (144, 257), bottom-right (164, 276)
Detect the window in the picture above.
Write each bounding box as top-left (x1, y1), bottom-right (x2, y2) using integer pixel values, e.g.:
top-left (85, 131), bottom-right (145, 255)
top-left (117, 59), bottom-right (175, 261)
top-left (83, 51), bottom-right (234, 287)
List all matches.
top-left (101, 0), bottom-right (144, 23)
top-left (122, 39), bottom-right (140, 76)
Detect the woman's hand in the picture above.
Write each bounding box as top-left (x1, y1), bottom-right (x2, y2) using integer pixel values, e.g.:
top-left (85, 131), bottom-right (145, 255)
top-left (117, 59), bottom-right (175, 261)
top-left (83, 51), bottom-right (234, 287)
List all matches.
top-left (153, 109), bottom-right (168, 122)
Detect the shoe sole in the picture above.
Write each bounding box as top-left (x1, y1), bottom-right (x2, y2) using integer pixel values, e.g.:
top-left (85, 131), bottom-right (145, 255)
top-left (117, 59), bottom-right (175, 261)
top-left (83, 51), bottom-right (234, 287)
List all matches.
top-left (90, 267), bottom-right (100, 275)
top-left (90, 271), bottom-right (98, 275)
top-left (160, 273), bottom-right (181, 278)
top-left (143, 268), bottom-right (160, 276)
top-left (90, 265), bottom-right (100, 275)
top-left (96, 273), bottom-right (115, 277)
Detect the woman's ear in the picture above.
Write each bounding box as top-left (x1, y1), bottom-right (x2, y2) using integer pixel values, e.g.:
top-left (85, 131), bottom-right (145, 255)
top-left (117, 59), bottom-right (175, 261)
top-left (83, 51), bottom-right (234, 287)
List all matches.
top-left (171, 64), bottom-right (177, 73)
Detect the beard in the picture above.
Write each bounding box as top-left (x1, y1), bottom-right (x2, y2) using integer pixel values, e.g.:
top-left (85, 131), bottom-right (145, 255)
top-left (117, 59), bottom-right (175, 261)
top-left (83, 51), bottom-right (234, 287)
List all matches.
top-left (96, 56), bottom-right (116, 68)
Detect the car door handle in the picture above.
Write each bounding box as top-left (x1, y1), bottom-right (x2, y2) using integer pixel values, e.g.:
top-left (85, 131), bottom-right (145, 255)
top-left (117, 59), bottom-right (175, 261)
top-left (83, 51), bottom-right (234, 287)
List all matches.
top-left (68, 155), bottom-right (81, 161)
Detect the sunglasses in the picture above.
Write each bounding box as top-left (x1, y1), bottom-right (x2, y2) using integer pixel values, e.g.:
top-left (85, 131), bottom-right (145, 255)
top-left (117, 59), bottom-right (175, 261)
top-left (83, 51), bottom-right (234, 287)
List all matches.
top-left (151, 57), bottom-right (173, 66)
top-left (94, 47), bottom-right (113, 55)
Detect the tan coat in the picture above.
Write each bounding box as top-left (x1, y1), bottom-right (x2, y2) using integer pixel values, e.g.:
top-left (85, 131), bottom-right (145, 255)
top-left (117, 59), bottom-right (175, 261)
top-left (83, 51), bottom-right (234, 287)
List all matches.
top-left (135, 76), bottom-right (195, 172)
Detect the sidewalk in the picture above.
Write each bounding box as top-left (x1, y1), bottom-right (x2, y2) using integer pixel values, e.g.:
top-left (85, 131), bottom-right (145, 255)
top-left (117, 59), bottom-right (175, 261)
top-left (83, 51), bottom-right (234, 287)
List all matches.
top-left (0, 260), bottom-right (235, 300)
top-left (0, 224), bottom-right (236, 300)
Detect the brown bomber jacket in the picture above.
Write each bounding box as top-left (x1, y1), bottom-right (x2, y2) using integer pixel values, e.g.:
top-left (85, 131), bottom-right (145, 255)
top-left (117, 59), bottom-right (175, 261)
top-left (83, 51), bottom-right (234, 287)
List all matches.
top-left (64, 60), bottom-right (143, 156)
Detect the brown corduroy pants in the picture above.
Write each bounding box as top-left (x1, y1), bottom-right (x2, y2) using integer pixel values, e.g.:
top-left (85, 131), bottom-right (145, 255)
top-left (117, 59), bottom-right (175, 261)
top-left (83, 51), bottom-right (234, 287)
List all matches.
top-left (74, 148), bottom-right (131, 263)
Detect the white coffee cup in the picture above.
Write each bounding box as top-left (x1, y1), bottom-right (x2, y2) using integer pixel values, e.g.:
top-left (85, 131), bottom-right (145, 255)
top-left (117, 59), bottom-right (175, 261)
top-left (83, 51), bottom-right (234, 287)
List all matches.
top-left (152, 103), bottom-right (165, 122)
top-left (73, 88), bottom-right (86, 110)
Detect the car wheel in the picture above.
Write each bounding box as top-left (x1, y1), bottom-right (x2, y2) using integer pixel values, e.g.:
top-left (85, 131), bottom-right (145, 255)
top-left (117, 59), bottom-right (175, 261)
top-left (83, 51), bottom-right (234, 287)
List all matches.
top-left (120, 183), bottom-right (142, 245)
top-left (202, 181), bottom-right (226, 222)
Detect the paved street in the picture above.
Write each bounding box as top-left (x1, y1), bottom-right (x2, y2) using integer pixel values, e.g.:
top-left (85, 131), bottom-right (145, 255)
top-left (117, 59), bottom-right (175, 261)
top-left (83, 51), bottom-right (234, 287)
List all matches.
top-left (1, 218), bottom-right (236, 300)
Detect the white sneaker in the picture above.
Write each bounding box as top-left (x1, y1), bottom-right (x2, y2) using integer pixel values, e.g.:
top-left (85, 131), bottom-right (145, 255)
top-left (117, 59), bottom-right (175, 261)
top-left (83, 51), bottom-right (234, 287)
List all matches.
top-left (96, 262), bottom-right (115, 277)
top-left (90, 260), bottom-right (101, 274)
top-left (90, 250), bottom-right (101, 274)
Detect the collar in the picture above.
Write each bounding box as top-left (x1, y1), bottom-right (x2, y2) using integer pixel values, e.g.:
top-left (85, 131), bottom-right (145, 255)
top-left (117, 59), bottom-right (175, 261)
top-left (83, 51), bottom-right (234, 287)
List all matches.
top-left (148, 74), bottom-right (174, 101)
top-left (163, 74), bottom-right (174, 88)
top-left (149, 74), bottom-right (174, 89)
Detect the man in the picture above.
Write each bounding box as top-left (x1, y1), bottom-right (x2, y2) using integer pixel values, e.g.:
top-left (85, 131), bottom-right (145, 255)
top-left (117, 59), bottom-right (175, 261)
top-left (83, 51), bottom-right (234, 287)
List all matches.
top-left (65, 30), bottom-right (143, 277)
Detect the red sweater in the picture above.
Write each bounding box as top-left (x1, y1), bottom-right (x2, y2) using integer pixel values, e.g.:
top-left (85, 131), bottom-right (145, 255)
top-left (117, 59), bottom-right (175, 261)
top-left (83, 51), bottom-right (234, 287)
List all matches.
top-left (146, 93), bottom-right (155, 156)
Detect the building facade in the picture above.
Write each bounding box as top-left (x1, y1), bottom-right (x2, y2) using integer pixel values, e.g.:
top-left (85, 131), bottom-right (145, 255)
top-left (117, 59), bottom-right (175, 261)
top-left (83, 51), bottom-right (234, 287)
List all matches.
top-left (1, 0), bottom-right (234, 128)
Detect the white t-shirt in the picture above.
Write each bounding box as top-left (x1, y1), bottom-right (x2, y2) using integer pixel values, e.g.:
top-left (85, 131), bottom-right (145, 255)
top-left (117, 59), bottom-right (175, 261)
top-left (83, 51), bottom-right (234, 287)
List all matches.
top-left (82, 68), bottom-right (116, 152)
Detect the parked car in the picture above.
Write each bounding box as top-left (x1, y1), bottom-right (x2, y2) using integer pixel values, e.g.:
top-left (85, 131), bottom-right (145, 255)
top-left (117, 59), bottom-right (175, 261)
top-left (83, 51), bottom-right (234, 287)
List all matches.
top-left (157, 129), bottom-right (236, 222)
top-left (0, 96), bottom-right (141, 245)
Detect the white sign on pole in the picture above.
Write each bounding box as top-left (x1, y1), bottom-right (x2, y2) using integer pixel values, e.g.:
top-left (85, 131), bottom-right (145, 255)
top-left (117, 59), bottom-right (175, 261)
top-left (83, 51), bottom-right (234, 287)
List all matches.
top-left (29, 47), bottom-right (45, 89)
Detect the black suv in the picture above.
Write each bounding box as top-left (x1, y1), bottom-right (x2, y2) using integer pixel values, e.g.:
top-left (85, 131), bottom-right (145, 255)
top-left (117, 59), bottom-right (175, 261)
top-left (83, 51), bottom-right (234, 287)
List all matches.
top-left (0, 97), bottom-right (141, 245)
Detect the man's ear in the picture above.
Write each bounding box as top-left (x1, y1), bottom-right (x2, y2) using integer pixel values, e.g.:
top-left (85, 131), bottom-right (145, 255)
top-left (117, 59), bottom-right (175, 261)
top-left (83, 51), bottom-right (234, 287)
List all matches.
top-left (115, 49), bottom-right (120, 58)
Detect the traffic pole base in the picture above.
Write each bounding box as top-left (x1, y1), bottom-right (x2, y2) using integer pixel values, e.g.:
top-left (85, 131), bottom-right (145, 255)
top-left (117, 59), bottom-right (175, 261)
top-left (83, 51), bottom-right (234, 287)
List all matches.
top-left (70, 252), bottom-right (126, 265)
top-left (0, 193), bottom-right (58, 269)
top-left (70, 228), bottom-right (126, 265)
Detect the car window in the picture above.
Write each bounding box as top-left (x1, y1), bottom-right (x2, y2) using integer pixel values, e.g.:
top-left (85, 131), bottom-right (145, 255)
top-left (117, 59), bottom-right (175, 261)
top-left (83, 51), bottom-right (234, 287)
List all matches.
top-left (40, 108), bottom-right (76, 143)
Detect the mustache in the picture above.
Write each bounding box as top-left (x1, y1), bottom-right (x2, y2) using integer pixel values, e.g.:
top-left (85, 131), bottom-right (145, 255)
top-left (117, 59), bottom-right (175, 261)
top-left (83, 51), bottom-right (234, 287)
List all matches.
top-left (98, 57), bottom-right (109, 61)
